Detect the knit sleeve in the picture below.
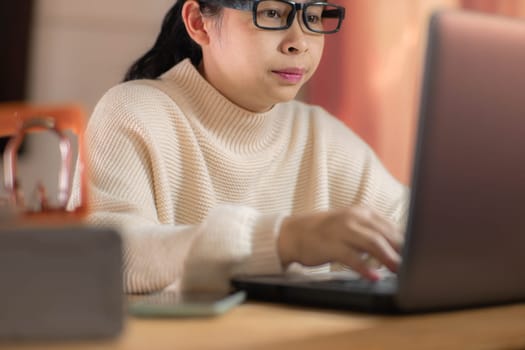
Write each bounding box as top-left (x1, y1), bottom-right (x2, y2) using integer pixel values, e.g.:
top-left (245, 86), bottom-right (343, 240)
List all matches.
top-left (71, 84), bottom-right (285, 294)
top-left (87, 206), bottom-right (285, 294)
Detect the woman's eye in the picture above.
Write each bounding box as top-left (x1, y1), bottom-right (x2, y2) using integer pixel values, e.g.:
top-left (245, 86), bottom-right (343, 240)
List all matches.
top-left (306, 15), bottom-right (320, 24)
top-left (262, 9), bottom-right (281, 18)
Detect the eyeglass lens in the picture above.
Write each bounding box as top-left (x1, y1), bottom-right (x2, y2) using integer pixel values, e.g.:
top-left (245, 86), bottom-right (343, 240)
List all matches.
top-left (255, 1), bottom-right (342, 33)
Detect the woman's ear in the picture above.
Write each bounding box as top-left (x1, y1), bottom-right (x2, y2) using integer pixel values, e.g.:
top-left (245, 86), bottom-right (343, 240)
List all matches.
top-left (182, 0), bottom-right (209, 46)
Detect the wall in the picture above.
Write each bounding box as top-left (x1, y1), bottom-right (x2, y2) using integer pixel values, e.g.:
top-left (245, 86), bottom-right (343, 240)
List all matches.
top-left (29, 0), bottom-right (174, 111)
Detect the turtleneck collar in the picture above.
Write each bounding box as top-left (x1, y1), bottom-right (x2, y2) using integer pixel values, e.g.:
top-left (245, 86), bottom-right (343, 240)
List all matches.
top-left (159, 59), bottom-right (292, 155)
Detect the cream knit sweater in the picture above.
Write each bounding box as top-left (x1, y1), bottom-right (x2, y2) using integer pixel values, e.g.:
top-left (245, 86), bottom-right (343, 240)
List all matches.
top-left (72, 59), bottom-right (408, 294)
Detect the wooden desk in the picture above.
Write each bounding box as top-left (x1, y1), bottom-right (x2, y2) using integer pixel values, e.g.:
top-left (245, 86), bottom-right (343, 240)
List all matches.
top-left (6, 302), bottom-right (525, 350)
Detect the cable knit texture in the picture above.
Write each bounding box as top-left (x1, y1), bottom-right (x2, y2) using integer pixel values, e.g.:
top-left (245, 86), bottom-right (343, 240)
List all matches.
top-left (69, 59), bottom-right (408, 294)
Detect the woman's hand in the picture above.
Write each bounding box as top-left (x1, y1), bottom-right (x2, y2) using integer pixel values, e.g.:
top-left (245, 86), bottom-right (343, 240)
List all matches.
top-left (277, 206), bottom-right (403, 280)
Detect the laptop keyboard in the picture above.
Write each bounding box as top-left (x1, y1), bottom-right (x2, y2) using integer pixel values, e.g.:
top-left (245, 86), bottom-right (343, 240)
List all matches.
top-left (302, 274), bottom-right (397, 293)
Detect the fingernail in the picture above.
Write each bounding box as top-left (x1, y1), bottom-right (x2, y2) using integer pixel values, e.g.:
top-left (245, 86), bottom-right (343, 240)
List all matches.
top-left (367, 270), bottom-right (381, 281)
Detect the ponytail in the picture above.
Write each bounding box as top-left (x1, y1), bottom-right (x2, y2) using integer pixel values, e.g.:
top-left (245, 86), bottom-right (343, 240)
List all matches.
top-left (123, 1), bottom-right (220, 82)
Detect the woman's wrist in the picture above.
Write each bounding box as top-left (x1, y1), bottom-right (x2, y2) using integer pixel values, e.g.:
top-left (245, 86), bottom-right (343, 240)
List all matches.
top-left (277, 215), bottom-right (296, 268)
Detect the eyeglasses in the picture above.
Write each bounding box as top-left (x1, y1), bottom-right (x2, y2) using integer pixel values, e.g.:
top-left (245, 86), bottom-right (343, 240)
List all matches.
top-left (209, 0), bottom-right (346, 34)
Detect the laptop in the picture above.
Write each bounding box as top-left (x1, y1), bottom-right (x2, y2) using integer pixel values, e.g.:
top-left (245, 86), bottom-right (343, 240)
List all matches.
top-left (231, 10), bottom-right (525, 313)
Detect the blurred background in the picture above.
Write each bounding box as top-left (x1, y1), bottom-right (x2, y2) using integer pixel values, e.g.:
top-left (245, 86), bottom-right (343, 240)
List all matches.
top-left (1, 0), bottom-right (525, 203)
top-left (307, 0), bottom-right (525, 184)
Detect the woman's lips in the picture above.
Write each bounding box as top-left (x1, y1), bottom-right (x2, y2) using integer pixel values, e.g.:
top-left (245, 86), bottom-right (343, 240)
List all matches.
top-left (272, 68), bottom-right (305, 84)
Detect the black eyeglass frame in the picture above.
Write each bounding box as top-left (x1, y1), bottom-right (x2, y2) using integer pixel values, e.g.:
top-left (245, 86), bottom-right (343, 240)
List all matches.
top-left (208, 0), bottom-right (346, 34)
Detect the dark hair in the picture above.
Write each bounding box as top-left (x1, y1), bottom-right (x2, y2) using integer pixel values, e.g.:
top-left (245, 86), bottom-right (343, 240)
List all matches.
top-left (123, 1), bottom-right (222, 82)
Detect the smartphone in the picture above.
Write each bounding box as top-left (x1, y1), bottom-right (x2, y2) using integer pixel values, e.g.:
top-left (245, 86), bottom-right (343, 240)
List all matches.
top-left (128, 290), bottom-right (246, 318)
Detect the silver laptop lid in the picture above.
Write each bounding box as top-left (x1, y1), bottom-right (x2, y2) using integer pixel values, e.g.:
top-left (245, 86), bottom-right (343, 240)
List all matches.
top-left (397, 10), bottom-right (525, 311)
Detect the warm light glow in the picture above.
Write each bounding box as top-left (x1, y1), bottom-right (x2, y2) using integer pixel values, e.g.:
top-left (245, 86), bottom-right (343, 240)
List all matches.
top-left (306, 0), bottom-right (525, 184)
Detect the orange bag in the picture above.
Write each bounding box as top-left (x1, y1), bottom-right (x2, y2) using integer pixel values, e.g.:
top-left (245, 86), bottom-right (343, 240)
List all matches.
top-left (0, 103), bottom-right (88, 224)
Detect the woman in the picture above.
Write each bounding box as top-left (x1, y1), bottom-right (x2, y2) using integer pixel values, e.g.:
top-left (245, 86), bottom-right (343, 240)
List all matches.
top-left (72, 0), bottom-right (408, 294)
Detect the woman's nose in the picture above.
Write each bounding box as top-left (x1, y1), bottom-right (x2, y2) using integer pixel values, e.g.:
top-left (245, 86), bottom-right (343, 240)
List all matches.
top-left (280, 14), bottom-right (309, 54)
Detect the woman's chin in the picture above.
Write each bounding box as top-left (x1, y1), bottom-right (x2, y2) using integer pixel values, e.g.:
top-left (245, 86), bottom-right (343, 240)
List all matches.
top-left (273, 88), bottom-right (302, 104)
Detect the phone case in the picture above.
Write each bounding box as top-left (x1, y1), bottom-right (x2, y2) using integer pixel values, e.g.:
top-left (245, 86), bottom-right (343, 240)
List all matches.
top-left (128, 290), bottom-right (246, 317)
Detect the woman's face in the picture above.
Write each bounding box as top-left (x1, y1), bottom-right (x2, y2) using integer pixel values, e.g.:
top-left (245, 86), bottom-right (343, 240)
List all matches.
top-left (200, 1), bottom-right (325, 112)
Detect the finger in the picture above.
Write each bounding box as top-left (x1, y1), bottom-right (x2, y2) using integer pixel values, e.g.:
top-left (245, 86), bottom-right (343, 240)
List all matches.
top-left (332, 245), bottom-right (381, 281)
top-left (367, 211), bottom-right (404, 253)
top-left (352, 207), bottom-right (404, 253)
top-left (342, 223), bottom-right (401, 273)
